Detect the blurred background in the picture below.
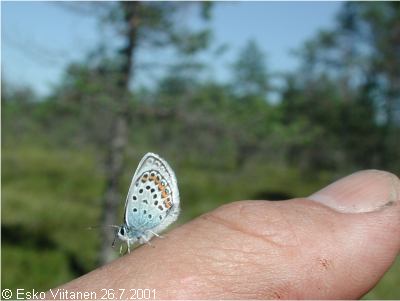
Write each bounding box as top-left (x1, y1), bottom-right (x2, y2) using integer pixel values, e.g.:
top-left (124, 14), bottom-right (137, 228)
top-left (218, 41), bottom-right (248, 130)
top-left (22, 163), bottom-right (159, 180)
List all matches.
top-left (2, 2), bottom-right (399, 298)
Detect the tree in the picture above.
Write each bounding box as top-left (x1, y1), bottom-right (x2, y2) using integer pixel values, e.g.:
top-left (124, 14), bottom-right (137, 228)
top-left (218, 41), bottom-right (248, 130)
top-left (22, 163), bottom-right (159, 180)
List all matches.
top-left (280, 2), bottom-right (400, 172)
top-left (55, 2), bottom-right (213, 264)
top-left (231, 40), bottom-right (270, 99)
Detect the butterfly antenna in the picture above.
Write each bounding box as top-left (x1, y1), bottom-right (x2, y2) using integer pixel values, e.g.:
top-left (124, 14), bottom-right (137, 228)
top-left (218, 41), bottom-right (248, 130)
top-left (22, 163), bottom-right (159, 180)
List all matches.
top-left (87, 225), bottom-right (120, 230)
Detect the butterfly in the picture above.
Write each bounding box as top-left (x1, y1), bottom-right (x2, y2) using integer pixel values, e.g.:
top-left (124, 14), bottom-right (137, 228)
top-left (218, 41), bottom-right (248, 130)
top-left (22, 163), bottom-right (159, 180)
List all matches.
top-left (115, 152), bottom-right (180, 253)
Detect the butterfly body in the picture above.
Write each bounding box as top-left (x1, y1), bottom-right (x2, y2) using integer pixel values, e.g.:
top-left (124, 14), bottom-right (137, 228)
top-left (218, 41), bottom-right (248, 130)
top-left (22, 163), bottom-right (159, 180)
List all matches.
top-left (117, 153), bottom-right (180, 250)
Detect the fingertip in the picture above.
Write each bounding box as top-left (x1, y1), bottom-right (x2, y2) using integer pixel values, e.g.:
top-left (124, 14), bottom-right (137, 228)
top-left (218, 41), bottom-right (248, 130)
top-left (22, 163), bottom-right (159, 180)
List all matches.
top-left (309, 169), bottom-right (400, 213)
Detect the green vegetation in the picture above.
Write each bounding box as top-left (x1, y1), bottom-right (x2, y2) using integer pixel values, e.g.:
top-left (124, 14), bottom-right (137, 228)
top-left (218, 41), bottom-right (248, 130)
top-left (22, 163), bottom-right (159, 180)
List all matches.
top-left (2, 2), bottom-right (399, 298)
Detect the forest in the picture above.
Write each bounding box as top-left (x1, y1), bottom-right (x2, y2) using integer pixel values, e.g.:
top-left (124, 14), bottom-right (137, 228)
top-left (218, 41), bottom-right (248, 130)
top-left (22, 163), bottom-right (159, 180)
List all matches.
top-left (2, 2), bottom-right (399, 298)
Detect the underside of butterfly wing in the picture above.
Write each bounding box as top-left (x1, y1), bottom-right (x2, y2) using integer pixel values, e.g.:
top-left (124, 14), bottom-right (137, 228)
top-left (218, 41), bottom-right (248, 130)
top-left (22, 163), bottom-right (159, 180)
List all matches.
top-left (123, 153), bottom-right (180, 241)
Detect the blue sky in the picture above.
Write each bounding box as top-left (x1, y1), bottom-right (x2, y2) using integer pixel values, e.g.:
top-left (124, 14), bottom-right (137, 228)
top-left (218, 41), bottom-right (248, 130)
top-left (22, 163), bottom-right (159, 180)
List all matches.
top-left (2, 2), bottom-right (341, 96)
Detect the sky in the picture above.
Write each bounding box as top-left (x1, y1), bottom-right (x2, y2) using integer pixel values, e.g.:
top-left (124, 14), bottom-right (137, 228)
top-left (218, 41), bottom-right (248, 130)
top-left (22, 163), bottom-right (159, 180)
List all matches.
top-left (2, 2), bottom-right (342, 96)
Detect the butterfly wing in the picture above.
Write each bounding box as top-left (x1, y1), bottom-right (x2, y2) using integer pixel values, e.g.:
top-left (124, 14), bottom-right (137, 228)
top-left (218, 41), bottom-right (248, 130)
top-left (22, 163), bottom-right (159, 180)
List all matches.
top-left (124, 153), bottom-right (180, 235)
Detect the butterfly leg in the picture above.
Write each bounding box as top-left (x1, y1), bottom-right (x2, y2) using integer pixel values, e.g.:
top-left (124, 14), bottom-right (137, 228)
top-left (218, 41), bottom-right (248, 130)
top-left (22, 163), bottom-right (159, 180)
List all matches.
top-left (127, 239), bottom-right (131, 253)
top-left (147, 230), bottom-right (164, 238)
top-left (119, 244), bottom-right (123, 254)
top-left (141, 235), bottom-right (155, 248)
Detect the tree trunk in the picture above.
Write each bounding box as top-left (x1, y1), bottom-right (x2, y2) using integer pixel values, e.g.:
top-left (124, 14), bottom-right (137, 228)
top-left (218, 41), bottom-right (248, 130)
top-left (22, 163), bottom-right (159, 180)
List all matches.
top-left (99, 2), bottom-right (140, 265)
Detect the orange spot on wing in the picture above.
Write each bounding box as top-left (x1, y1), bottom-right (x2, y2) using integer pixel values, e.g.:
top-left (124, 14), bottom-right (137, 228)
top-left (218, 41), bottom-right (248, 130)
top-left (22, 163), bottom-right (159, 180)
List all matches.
top-left (165, 198), bottom-right (172, 209)
top-left (161, 190), bottom-right (168, 198)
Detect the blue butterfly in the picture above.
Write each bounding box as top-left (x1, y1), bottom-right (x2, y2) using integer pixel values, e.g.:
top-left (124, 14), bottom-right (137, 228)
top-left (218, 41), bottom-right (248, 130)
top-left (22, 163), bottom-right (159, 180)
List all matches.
top-left (116, 153), bottom-right (180, 253)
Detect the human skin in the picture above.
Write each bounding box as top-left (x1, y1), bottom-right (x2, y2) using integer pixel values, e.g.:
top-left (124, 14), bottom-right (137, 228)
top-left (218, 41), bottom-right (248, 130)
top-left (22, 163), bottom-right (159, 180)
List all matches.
top-left (48, 170), bottom-right (400, 299)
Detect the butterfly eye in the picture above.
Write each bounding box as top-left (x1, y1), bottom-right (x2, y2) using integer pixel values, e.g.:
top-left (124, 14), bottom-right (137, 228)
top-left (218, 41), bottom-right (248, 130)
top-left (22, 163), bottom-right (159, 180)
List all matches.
top-left (120, 228), bottom-right (125, 236)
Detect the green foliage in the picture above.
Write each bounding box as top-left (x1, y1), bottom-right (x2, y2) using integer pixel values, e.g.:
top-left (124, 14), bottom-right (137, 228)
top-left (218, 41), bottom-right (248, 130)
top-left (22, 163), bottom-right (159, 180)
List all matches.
top-left (2, 244), bottom-right (74, 291)
top-left (104, 2), bottom-right (212, 55)
top-left (282, 1), bottom-right (400, 173)
top-left (2, 146), bottom-right (102, 290)
top-left (231, 40), bottom-right (270, 98)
